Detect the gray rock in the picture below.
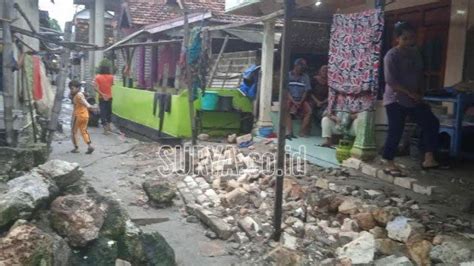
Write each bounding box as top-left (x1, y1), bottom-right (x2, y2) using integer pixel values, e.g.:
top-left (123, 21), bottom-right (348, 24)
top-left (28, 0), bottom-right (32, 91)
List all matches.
top-left (238, 216), bottom-right (261, 239)
top-left (142, 181), bottom-right (176, 207)
top-left (0, 221), bottom-right (71, 266)
top-left (0, 172), bottom-right (57, 228)
top-left (37, 160), bottom-right (83, 189)
top-left (68, 237), bottom-right (118, 266)
top-left (186, 215), bottom-right (199, 223)
top-left (386, 216), bottom-right (424, 243)
top-left (375, 255), bottom-right (413, 266)
top-left (430, 239), bottom-right (473, 265)
top-left (50, 194), bottom-right (107, 247)
top-left (336, 231), bottom-right (375, 264)
top-left (281, 232), bottom-right (298, 250)
top-left (192, 205), bottom-right (233, 240)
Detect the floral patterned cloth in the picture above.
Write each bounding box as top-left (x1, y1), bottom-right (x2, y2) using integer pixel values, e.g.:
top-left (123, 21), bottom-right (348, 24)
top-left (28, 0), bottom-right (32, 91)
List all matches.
top-left (327, 9), bottom-right (384, 113)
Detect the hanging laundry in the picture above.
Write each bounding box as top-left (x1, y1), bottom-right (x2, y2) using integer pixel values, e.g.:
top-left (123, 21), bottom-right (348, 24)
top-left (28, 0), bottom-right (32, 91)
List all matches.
top-left (327, 8), bottom-right (384, 113)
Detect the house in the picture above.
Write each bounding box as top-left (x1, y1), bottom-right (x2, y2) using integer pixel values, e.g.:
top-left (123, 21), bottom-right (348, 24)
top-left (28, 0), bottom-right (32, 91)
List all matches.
top-left (225, 0), bottom-right (474, 166)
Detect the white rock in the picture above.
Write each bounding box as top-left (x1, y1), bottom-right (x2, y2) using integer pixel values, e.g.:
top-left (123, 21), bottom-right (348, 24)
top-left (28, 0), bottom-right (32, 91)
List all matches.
top-left (375, 255), bottom-right (413, 266)
top-left (281, 232), bottom-right (298, 250)
top-left (341, 218), bottom-right (359, 232)
top-left (386, 216), bottom-right (424, 243)
top-left (364, 189), bottom-right (382, 197)
top-left (336, 231), bottom-right (375, 264)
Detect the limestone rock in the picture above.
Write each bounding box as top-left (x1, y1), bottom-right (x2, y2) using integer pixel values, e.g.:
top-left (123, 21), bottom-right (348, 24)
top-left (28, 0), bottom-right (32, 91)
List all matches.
top-left (386, 216), bottom-right (424, 243)
top-left (430, 237), bottom-right (473, 265)
top-left (338, 197), bottom-right (361, 215)
top-left (119, 220), bottom-right (175, 265)
top-left (375, 255), bottom-right (414, 266)
top-left (281, 232), bottom-right (298, 250)
top-left (197, 133), bottom-right (210, 141)
top-left (99, 199), bottom-right (130, 241)
top-left (407, 240), bottom-right (432, 266)
top-left (353, 212), bottom-right (376, 231)
top-left (372, 207), bottom-right (400, 226)
top-left (0, 172), bottom-right (57, 228)
top-left (370, 226), bottom-right (387, 239)
top-left (341, 218), bottom-right (359, 232)
top-left (236, 133), bottom-right (252, 145)
top-left (0, 221), bottom-right (71, 266)
top-left (336, 231), bottom-right (375, 264)
top-left (37, 160), bottom-right (83, 189)
top-left (375, 238), bottom-right (405, 256)
top-left (238, 216), bottom-right (261, 239)
top-left (50, 195), bottom-right (107, 247)
top-left (221, 188), bottom-right (248, 207)
top-left (264, 246), bottom-right (302, 265)
top-left (68, 237), bottom-right (118, 266)
top-left (227, 134), bottom-right (237, 143)
top-left (142, 181), bottom-right (176, 207)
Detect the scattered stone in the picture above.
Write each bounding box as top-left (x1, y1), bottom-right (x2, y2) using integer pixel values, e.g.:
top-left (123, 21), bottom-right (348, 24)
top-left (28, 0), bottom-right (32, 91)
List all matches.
top-left (221, 188), bottom-right (248, 207)
top-left (281, 232), bottom-right (298, 250)
top-left (353, 212), bottom-right (376, 231)
top-left (361, 163), bottom-right (378, 177)
top-left (315, 178), bottom-right (330, 190)
top-left (374, 255), bottom-right (413, 266)
top-left (36, 159), bottom-right (83, 188)
top-left (338, 197), bottom-right (361, 215)
top-left (394, 177), bottom-right (417, 190)
top-left (336, 231), bottom-right (375, 264)
top-left (0, 221), bottom-right (71, 265)
top-left (227, 134), bottom-right (237, 143)
top-left (205, 230), bottom-right (218, 239)
top-left (370, 226), bottom-right (387, 239)
top-left (412, 184), bottom-right (436, 196)
top-left (238, 216), bottom-right (261, 238)
top-left (407, 239), bottom-right (432, 266)
top-left (263, 246), bottom-right (302, 265)
top-left (375, 238), bottom-right (405, 256)
top-left (236, 134), bottom-right (252, 145)
top-left (197, 133), bottom-right (210, 141)
top-left (372, 207), bottom-right (400, 226)
top-left (50, 194), bottom-right (107, 247)
top-left (142, 181), bottom-right (176, 207)
top-left (386, 216), bottom-right (425, 243)
top-left (3, 172), bottom-right (59, 224)
top-left (340, 218), bottom-right (359, 232)
top-left (429, 237), bottom-right (473, 265)
top-left (342, 158), bottom-right (362, 169)
top-left (192, 206), bottom-right (233, 240)
top-left (364, 189), bottom-right (382, 198)
top-left (115, 259), bottom-right (132, 266)
top-left (318, 220), bottom-right (340, 235)
top-left (234, 232), bottom-right (250, 244)
top-left (186, 215), bottom-right (199, 223)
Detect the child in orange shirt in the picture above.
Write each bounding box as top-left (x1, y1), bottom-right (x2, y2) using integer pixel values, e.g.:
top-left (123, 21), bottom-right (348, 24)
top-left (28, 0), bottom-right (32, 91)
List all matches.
top-left (69, 80), bottom-right (96, 154)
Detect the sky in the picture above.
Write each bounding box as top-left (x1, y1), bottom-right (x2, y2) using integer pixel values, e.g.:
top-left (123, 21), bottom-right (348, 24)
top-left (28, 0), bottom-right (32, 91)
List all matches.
top-left (39, 0), bottom-right (80, 30)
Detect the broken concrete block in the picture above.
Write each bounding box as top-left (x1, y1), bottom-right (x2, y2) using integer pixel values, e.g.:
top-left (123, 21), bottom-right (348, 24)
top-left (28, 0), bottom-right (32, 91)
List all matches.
top-left (336, 231), bottom-right (375, 264)
top-left (204, 189), bottom-right (219, 203)
top-left (377, 170), bottom-right (395, 183)
top-left (386, 216), bottom-right (425, 243)
top-left (342, 157), bottom-right (362, 170)
top-left (315, 178), bottom-right (330, 190)
top-left (236, 134), bottom-right (253, 145)
top-left (394, 177), bottom-right (417, 190)
top-left (196, 194), bottom-right (209, 205)
top-left (197, 133), bottom-right (210, 141)
top-left (221, 188), bottom-right (248, 207)
top-left (227, 134), bottom-right (237, 143)
top-left (361, 163), bottom-right (378, 177)
top-left (226, 179), bottom-right (241, 191)
top-left (238, 216), bottom-right (261, 238)
top-left (193, 207), bottom-right (233, 240)
top-left (412, 184), bottom-right (436, 196)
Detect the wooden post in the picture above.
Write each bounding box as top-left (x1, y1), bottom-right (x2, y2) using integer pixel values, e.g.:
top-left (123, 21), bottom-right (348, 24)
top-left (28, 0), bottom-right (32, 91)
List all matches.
top-left (207, 35), bottom-right (229, 88)
top-left (273, 0), bottom-right (295, 242)
top-left (2, 0), bottom-right (15, 146)
top-left (182, 10), bottom-right (197, 145)
top-left (46, 22), bottom-right (72, 146)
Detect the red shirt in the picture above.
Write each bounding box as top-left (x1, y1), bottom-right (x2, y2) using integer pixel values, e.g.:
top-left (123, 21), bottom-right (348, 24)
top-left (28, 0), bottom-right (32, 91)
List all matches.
top-left (95, 74), bottom-right (114, 99)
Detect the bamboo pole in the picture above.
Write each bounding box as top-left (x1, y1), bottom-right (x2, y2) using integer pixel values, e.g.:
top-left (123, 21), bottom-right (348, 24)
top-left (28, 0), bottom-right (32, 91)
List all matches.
top-left (207, 35), bottom-right (229, 88)
top-left (46, 22), bottom-right (72, 146)
top-left (273, 0), bottom-right (295, 242)
top-left (2, 0), bottom-right (15, 146)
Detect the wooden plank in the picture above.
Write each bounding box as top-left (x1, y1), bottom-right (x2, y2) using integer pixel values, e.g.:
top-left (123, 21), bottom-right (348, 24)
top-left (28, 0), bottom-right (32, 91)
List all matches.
top-left (207, 35), bottom-right (229, 87)
top-left (2, 0), bottom-right (15, 145)
top-left (203, 9), bottom-right (283, 32)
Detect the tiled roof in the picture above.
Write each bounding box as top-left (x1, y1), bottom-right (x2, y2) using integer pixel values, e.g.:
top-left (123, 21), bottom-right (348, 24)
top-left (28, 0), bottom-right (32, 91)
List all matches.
top-left (125, 0), bottom-right (254, 26)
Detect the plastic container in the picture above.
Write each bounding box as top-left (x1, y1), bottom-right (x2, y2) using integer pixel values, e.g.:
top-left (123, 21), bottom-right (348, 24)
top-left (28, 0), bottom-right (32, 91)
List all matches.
top-left (218, 96), bottom-right (234, 111)
top-left (201, 91), bottom-right (219, 111)
top-left (259, 127), bottom-right (273, 137)
top-left (336, 139), bottom-right (354, 163)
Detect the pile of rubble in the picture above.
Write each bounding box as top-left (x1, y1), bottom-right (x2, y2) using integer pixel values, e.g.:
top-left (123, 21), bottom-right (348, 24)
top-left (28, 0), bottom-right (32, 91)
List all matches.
top-left (171, 143), bottom-right (474, 265)
top-left (0, 159), bottom-right (175, 266)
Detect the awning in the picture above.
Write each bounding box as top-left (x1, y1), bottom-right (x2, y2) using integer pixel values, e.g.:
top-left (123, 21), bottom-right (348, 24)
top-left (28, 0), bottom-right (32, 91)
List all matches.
top-left (223, 28), bottom-right (281, 44)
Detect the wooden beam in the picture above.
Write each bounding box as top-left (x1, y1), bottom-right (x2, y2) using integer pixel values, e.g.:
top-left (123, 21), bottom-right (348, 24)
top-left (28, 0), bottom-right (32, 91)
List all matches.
top-left (207, 35), bottom-right (229, 87)
top-left (109, 39), bottom-right (182, 50)
top-left (203, 9), bottom-right (284, 32)
top-left (2, 0), bottom-right (15, 146)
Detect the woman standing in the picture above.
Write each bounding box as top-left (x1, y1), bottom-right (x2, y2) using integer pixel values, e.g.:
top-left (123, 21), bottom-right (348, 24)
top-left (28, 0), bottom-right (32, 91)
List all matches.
top-left (310, 65), bottom-right (329, 122)
top-left (383, 22), bottom-right (440, 176)
top-left (95, 63), bottom-right (114, 134)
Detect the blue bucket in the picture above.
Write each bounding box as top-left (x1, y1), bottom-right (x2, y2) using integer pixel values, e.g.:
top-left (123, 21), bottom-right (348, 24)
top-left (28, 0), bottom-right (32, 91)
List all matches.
top-left (201, 91), bottom-right (219, 111)
top-left (259, 127), bottom-right (273, 137)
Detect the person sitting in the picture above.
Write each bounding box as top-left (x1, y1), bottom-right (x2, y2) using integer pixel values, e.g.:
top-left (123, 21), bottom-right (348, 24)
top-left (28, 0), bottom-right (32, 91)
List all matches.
top-left (320, 111), bottom-right (362, 148)
top-left (310, 65), bottom-right (329, 123)
top-left (286, 58), bottom-right (312, 140)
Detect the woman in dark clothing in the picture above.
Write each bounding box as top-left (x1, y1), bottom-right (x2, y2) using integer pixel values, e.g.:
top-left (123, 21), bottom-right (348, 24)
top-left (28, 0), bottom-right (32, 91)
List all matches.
top-left (383, 22), bottom-right (440, 176)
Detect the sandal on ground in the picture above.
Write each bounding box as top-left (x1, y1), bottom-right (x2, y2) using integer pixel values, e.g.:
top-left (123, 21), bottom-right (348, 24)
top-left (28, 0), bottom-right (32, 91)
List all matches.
top-left (317, 143), bottom-right (335, 149)
top-left (86, 147), bottom-right (95, 154)
top-left (383, 168), bottom-right (407, 177)
top-left (70, 148), bottom-right (79, 153)
top-left (285, 135), bottom-right (293, 141)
